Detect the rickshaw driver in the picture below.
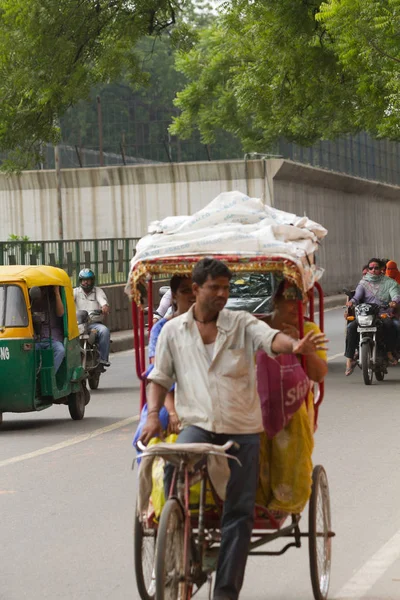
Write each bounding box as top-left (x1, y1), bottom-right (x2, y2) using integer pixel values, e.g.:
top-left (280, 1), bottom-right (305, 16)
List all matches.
top-left (140, 258), bottom-right (327, 600)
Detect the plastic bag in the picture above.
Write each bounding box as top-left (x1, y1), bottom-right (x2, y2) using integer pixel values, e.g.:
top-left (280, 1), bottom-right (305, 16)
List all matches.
top-left (256, 402), bottom-right (314, 514)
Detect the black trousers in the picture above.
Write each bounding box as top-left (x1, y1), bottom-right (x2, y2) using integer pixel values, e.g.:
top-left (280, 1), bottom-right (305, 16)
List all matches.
top-left (345, 319), bottom-right (397, 358)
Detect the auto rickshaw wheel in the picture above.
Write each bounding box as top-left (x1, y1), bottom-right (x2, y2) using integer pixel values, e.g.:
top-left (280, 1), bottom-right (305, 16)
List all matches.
top-left (0, 413), bottom-right (3, 426)
top-left (68, 386), bottom-right (86, 420)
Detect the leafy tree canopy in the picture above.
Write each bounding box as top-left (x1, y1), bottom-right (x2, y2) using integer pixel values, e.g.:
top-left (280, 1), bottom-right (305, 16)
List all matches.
top-left (0, 0), bottom-right (187, 169)
top-left (171, 0), bottom-right (400, 150)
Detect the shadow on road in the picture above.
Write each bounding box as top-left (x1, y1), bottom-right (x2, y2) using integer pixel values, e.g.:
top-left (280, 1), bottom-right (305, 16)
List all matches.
top-left (90, 386), bottom-right (136, 394)
top-left (0, 415), bottom-right (128, 434)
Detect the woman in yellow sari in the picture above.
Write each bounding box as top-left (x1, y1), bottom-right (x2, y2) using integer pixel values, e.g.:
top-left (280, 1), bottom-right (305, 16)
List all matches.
top-left (257, 281), bottom-right (328, 516)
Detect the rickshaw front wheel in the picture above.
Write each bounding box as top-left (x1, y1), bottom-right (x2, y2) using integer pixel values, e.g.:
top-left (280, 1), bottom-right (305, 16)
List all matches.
top-left (309, 465), bottom-right (332, 600)
top-left (134, 503), bottom-right (156, 600)
top-left (155, 498), bottom-right (188, 600)
top-left (68, 387), bottom-right (85, 420)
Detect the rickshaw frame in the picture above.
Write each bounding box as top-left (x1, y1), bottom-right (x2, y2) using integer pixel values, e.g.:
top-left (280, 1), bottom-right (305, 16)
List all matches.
top-left (129, 252), bottom-right (333, 600)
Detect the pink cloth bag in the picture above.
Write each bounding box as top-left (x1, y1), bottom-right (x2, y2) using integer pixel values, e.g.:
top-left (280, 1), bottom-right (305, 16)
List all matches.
top-left (256, 351), bottom-right (310, 438)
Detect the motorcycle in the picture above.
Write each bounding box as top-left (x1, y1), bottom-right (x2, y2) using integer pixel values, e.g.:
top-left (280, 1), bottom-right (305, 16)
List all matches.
top-left (349, 303), bottom-right (390, 385)
top-left (76, 309), bottom-right (105, 390)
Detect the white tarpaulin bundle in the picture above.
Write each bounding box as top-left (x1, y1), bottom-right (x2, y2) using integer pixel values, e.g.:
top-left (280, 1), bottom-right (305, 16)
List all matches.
top-left (128, 191), bottom-right (327, 290)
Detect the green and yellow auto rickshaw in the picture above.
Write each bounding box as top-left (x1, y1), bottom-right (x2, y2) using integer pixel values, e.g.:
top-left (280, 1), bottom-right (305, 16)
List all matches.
top-left (0, 265), bottom-right (90, 425)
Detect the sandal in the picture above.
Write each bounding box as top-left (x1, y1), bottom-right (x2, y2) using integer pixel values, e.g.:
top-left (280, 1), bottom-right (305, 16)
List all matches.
top-left (345, 361), bottom-right (356, 376)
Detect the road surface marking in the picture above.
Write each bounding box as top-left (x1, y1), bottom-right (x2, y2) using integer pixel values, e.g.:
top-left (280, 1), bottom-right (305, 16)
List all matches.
top-left (0, 415), bottom-right (139, 469)
top-left (328, 352), bottom-right (344, 362)
top-left (334, 528), bottom-right (400, 598)
top-left (324, 305), bottom-right (343, 313)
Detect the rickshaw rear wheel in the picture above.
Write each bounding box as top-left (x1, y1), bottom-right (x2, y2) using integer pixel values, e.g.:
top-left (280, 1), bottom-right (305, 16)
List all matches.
top-left (134, 503), bottom-right (156, 600)
top-left (309, 465), bottom-right (332, 600)
top-left (68, 386), bottom-right (85, 420)
top-left (155, 498), bottom-right (188, 600)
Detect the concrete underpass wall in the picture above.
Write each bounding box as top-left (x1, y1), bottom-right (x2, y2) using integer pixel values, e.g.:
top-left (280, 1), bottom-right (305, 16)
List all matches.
top-left (267, 160), bottom-right (400, 294)
top-left (1, 159), bottom-right (399, 294)
top-left (0, 161), bottom-right (266, 240)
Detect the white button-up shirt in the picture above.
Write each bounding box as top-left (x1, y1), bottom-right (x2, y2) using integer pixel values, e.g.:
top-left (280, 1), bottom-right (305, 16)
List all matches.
top-left (73, 286), bottom-right (109, 312)
top-left (148, 306), bottom-right (280, 434)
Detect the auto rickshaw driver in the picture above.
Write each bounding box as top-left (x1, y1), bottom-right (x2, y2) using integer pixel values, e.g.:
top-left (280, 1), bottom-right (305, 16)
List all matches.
top-left (32, 285), bottom-right (66, 373)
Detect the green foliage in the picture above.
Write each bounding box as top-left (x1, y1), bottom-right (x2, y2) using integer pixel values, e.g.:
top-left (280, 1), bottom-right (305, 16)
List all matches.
top-left (5, 235), bottom-right (41, 254)
top-left (317, 0), bottom-right (400, 139)
top-left (0, 0), bottom-right (185, 169)
top-left (60, 3), bottom-right (242, 162)
top-left (171, 0), bottom-right (400, 149)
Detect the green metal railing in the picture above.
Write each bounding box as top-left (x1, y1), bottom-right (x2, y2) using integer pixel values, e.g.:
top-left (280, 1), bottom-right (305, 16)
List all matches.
top-left (0, 238), bottom-right (140, 286)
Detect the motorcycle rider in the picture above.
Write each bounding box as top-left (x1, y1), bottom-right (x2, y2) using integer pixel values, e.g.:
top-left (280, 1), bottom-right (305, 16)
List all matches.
top-left (345, 258), bottom-right (400, 374)
top-left (73, 269), bottom-right (111, 367)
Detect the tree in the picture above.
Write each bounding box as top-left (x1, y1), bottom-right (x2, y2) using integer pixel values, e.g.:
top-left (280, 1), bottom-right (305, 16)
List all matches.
top-left (0, 0), bottom-right (185, 169)
top-left (59, 1), bottom-right (242, 163)
top-left (170, 0), bottom-right (400, 150)
top-left (317, 0), bottom-right (400, 140)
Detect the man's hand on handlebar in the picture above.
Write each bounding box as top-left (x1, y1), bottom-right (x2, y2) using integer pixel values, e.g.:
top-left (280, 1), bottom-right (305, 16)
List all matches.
top-left (389, 301), bottom-right (397, 308)
top-left (139, 412), bottom-right (164, 446)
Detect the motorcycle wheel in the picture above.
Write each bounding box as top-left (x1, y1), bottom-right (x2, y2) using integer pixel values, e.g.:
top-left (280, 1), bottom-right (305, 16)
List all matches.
top-left (68, 385), bottom-right (86, 420)
top-left (375, 370), bottom-right (385, 381)
top-left (361, 343), bottom-right (374, 385)
top-left (88, 371), bottom-right (101, 390)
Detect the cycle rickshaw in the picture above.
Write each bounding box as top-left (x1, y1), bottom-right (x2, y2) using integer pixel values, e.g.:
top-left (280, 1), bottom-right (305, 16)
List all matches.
top-left (127, 193), bottom-right (334, 600)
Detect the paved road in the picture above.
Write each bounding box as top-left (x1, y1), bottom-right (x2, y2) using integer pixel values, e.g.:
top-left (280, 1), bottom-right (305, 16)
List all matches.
top-left (2, 309), bottom-right (400, 599)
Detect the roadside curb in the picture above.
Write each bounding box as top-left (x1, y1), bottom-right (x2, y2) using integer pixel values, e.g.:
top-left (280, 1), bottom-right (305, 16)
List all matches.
top-left (110, 331), bottom-right (134, 353)
top-left (110, 294), bottom-right (346, 354)
top-left (316, 294), bottom-right (346, 311)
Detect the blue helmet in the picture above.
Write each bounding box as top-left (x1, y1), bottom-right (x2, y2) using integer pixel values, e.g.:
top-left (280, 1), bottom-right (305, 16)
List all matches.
top-left (79, 268), bottom-right (95, 292)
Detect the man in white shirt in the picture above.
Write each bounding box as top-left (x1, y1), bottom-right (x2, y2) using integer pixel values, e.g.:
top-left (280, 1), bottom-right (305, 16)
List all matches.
top-left (140, 258), bottom-right (326, 600)
top-left (73, 269), bottom-right (111, 367)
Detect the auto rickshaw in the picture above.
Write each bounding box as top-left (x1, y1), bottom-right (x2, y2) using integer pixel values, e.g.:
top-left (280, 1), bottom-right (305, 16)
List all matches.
top-left (0, 265), bottom-right (90, 425)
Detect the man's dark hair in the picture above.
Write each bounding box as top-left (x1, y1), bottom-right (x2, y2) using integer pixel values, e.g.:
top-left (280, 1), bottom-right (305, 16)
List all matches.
top-left (192, 258), bottom-right (232, 286)
top-left (169, 274), bottom-right (190, 294)
top-left (368, 258), bottom-right (383, 268)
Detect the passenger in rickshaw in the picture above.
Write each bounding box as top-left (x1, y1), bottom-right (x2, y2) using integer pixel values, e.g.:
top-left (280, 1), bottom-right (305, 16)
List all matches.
top-left (257, 280), bottom-right (328, 516)
top-left (140, 258), bottom-right (327, 600)
top-left (133, 274), bottom-right (196, 452)
top-left (34, 285), bottom-right (66, 373)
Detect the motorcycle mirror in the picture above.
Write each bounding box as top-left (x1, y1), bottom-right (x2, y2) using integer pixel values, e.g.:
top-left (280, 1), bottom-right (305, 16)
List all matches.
top-left (76, 309), bottom-right (89, 324)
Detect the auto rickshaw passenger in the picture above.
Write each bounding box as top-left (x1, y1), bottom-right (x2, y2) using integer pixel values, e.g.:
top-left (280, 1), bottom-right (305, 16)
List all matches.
top-left (35, 285), bottom-right (65, 373)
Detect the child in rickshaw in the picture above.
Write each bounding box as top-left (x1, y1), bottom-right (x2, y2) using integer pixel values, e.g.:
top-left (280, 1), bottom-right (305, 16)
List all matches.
top-left (257, 279), bottom-right (328, 517)
top-left (133, 274), bottom-right (195, 452)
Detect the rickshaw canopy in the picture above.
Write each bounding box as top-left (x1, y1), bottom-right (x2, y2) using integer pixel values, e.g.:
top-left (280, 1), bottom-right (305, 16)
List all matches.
top-left (126, 191), bottom-right (328, 304)
top-left (0, 265), bottom-right (79, 340)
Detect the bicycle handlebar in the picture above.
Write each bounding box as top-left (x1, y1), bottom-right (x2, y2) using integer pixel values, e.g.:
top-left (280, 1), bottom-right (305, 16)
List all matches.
top-left (136, 439), bottom-right (239, 452)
